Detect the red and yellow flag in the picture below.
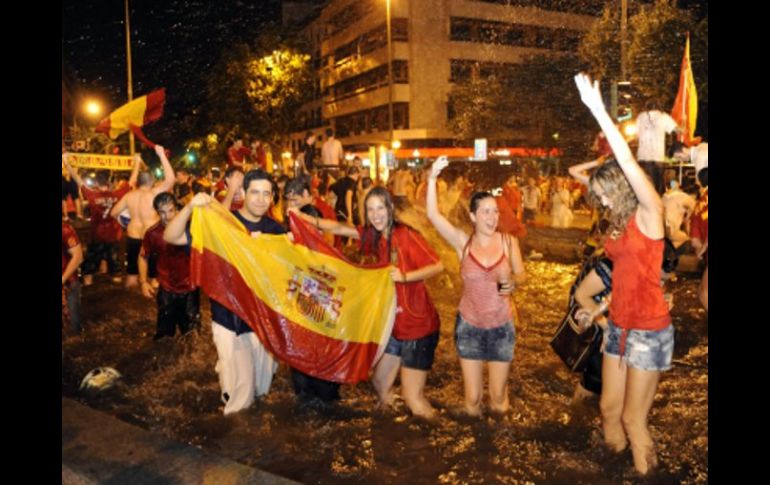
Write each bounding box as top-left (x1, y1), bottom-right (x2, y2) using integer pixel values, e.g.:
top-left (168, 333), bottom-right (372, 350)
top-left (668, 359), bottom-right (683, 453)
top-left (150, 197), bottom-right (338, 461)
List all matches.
top-left (671, 34), bottom-right (699, 146)
top-left (189, 202), bottom-right (396, 384)
top-left (95, 89), bottom-right (165, 140)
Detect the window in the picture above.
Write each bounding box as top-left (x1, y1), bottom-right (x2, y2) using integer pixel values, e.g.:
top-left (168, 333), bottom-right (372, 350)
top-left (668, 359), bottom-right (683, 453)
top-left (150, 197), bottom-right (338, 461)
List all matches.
top-left (449, 16), bottom-right (582, 52)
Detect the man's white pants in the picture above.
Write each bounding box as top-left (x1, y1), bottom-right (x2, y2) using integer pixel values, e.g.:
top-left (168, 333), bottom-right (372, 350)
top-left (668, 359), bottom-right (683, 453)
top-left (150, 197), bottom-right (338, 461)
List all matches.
top-left (212, 321), bottom-right (278, 415)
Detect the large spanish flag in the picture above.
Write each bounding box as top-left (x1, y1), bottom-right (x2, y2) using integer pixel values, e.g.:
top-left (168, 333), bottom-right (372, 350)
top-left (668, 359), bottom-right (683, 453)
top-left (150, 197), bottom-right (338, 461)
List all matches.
top-left (671, 34), bottom-right (699, 146)
top-left (189, 201), bottom-right (396, 383)
top-left (95, 89), bottom-right (165, 143)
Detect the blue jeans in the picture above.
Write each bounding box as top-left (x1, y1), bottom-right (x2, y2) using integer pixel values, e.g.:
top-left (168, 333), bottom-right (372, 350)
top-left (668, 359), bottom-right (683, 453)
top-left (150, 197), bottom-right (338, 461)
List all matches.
top-left (454, 313), bottom-right (515, 362)
top-left (384, 331), bottom-right (439, 370)
top-left (604, 320), bottom-right (674, 371)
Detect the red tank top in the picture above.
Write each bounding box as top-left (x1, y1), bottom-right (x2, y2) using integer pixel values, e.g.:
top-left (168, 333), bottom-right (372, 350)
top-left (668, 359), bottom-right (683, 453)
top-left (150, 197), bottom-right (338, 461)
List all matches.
top-left (603, 213), bottom-right (671, 330)
top-left (458, 234), bottom-right (513, 329)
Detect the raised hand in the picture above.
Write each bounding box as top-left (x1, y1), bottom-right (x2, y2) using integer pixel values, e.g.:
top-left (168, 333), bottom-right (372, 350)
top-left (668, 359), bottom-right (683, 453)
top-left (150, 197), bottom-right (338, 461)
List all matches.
top-left (430, 156), bottom-right (449, 180)
top-left (191, 192), bottom-right (213, 207)
top-left (574, 73), bottom-right (605, 113)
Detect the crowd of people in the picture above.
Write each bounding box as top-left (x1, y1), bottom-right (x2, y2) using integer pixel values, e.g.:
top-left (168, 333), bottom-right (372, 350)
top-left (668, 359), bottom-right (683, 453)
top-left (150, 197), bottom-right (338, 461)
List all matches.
top-left (62, 75), bottom-right (708, 477)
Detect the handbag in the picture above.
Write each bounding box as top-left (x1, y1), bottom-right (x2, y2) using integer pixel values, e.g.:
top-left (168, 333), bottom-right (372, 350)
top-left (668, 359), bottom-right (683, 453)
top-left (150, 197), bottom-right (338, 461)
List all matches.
top-left (550, 302), bottom-right (603, 373)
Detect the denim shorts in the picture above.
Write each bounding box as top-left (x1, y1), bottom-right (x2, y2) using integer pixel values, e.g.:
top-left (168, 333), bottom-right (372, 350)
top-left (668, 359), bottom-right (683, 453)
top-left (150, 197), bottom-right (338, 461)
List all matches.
top-left (384, 331), bottom-right (439, 371)
top-left (454, 313), bottom-right (515, 362)
top-left (603, 320), bottom-right (674, 371)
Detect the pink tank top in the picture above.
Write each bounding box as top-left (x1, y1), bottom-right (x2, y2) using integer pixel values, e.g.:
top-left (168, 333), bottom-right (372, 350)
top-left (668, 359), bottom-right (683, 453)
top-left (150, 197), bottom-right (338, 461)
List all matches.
top-left (458, 234), bottom-right (513, 329)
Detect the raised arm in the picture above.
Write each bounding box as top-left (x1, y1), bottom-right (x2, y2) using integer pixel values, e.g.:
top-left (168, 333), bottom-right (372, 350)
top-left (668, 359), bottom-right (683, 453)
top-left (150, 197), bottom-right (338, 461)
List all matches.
top-left (287, 207), bottom-right (359, 239)
top-left (568, 157), bottom-right (605, 187)
top-left (154, 145), bottom-right (176, 193)
top-left (62, 153), bottom-right (86, 188)
top-left (164, 192), bottom-right (212, 245)
top-left (222, 171), bottom-right (243, 211)
top-left (426, 156), bottom-right (469, 255)
top-left (127, 153), bottom-right (142, 188)
top-left (574, 74), bottom-right (663, 230)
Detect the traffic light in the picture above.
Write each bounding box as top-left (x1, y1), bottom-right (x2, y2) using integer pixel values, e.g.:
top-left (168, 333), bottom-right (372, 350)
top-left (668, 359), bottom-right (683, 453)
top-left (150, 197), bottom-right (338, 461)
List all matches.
top-left (616, 81), bottom-right (633, 122)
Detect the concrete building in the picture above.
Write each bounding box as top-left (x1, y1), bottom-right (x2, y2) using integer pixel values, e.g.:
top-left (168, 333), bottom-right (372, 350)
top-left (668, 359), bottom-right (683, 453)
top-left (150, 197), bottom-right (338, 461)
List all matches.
top-left (285, 0), bottom-right (601, 162)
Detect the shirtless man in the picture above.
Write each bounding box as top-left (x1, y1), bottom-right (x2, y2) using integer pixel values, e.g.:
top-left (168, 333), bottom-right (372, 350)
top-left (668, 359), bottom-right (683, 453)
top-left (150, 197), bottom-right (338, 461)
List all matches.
top-left (111, 145), bottom-right (175, 288)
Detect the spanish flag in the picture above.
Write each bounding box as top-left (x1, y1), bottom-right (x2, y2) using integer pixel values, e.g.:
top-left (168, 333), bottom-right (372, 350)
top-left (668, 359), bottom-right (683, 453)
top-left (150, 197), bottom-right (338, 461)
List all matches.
top-left (95, 89), bottom-right (165, 147)
top-left (671, 34), bottom-right (699, 146)
top-left (189, 201), bottom-right (396, 383)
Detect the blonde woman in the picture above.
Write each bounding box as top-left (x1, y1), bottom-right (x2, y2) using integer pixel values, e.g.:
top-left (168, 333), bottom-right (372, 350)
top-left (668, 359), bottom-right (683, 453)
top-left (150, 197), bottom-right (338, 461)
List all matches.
top-left (574, 73), bottom-right (673, 475)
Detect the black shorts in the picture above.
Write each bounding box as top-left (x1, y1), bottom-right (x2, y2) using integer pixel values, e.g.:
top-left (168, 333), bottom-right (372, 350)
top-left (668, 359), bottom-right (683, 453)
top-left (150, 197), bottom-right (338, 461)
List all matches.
top-left (126, 237), bottom-right (142, 275)
top-left (384, 331), bottom-right (439, 370)
top-left (83, 242), bottom-right (121, 275)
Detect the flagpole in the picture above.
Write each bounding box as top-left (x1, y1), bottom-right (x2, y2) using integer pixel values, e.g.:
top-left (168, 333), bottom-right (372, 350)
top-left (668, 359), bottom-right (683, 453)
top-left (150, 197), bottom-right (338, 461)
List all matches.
top-left (125, 0), bottom-right (135, 155)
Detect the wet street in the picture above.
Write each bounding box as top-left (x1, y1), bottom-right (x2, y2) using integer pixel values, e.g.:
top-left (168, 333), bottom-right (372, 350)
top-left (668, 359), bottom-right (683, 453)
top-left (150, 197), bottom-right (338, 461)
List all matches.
top-left (62, 208), bottom-right (708, 484)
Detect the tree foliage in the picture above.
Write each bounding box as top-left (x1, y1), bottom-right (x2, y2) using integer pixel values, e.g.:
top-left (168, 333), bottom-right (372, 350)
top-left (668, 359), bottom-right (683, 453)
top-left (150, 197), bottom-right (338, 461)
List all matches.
top-left (579, 0), bottom-right (708, 114)
top-left (447, 53), bottom-right (595, 162)
top-left (192, 28), bottom-right (314, 167)
top-left (447, 75), bottom-right (513, 141)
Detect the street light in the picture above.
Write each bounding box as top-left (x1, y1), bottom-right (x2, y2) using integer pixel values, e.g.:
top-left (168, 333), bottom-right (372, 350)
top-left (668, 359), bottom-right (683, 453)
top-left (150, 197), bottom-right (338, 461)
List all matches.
top-left (84, 99), bottom-right (103, 118)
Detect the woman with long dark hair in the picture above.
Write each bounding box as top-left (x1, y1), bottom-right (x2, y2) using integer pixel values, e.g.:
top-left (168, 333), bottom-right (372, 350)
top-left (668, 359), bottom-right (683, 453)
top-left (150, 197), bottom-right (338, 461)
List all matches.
top-left (426, 156), bottom-right (526, 416)
top-left (289, 186), bottom-right (444, 419)
top-left (573, 73), bottom-right (674, 475)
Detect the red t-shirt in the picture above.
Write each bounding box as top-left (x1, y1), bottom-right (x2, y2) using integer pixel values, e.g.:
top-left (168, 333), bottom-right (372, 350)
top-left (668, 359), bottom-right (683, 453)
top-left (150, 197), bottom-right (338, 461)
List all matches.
top-left (357, 225), bottom-right (440, 340)
top-left (604, 214), bottom-right (671, 330)
top-left (81, 185), bottom-right (130, 243)
top-left (62, 222), bottom-right (80, 284)
top-left (140, 223), bottom-right (194, 293)
top-left (227, 146), bottom-right (251, 169)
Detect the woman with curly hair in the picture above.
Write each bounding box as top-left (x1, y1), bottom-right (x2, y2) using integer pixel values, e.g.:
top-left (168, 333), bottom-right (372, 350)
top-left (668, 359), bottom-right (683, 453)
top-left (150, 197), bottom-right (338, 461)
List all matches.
top-left (573, 73), bottom-right (674, 475)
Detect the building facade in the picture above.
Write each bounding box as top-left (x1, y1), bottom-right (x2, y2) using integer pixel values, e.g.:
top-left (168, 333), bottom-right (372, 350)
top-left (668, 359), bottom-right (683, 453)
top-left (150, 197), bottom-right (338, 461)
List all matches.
top-left (287, 0), bottom-right (601, 159)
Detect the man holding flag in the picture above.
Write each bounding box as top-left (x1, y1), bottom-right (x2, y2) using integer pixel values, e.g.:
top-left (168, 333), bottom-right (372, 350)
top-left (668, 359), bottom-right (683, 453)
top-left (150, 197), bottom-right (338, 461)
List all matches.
top-left (163, 169), bottom-right (286, 415)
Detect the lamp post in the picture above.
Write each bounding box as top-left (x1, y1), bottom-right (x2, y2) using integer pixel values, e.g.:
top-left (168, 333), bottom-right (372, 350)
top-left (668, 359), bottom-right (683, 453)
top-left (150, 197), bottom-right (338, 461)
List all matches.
top-left (380, 0), bottom-right (394, 183)
top-left (125, 0), bottom-right (135, 155)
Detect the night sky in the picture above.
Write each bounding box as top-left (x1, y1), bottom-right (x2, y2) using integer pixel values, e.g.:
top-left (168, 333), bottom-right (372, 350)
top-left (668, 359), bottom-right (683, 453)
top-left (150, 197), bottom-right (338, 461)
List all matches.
top-left (62, 0), bottom-right (283, 150)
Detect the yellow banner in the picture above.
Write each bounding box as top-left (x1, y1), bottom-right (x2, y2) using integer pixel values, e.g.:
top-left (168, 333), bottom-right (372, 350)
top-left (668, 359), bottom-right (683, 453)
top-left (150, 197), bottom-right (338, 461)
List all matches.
top-left (67, 153), bottom-right (134, 171)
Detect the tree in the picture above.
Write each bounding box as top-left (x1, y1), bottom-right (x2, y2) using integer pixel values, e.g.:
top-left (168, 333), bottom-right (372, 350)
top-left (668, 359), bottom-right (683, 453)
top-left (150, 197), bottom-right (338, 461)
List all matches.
top-left (627, 1), bottom-right (694, 108)
top-left (243, 48), bottom-right (314, 147)
top-left (447, 74), bottom-right (514, 142)
top-left (447, 53), bottom-right (595, 162)
top-left (579, 0), bottom-right (707, 118)
top-left (196, 29), bottom-right (314, 164)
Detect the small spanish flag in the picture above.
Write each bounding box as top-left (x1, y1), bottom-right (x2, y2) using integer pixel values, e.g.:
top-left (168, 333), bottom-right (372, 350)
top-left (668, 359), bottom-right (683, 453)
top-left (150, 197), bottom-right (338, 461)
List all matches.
top-left (95, 89), bottom-right (165, 145)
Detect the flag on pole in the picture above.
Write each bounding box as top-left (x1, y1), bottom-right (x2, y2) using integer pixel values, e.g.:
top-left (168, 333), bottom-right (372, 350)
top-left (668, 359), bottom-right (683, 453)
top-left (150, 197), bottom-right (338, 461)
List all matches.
top-left (95, 89), bottom-right (165, 148)
top-left (671, 34), bottom-right (699, 146)
top-left (189, 203), bottom-right (396, 384)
